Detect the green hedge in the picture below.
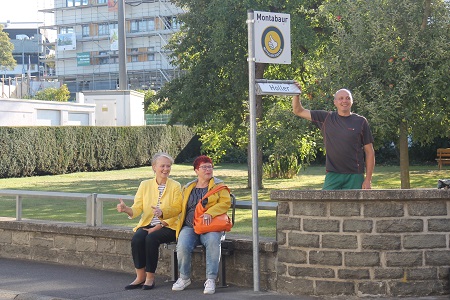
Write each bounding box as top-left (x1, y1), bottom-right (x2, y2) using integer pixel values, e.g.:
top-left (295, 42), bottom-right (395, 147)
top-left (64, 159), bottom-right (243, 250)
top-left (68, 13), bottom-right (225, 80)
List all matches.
top-left (0, 126), bottom-right (195, 178)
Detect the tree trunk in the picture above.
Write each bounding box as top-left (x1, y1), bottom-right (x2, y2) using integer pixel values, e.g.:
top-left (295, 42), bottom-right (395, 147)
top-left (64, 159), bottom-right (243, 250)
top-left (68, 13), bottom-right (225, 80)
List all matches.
top-left (399, 120), bottom-right (410, 189)
top-left (247, 63), bottom-right (266, 189)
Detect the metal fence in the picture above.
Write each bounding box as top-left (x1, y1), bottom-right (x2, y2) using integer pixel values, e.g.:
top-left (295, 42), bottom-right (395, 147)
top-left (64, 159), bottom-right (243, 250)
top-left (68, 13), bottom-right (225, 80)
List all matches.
top-left (0, 190), bottom-right (277, 227)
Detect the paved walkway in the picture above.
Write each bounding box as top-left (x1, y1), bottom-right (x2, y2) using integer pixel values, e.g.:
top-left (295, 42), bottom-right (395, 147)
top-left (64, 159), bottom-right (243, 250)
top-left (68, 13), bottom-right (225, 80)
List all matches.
top-left (0, 258), bottom-right (448, 300)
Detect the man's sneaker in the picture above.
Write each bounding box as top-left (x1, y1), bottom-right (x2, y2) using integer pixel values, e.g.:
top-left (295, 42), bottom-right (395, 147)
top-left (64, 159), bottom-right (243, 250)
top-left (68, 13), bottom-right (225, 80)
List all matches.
top-left (203, 279), bottom-right (216, 294)
top-left (172, 278), bottom-right (191, 291)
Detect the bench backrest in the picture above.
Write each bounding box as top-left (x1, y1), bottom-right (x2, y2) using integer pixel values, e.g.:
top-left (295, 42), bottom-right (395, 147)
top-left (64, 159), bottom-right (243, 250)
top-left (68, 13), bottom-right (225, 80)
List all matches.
top-left (437, 148), bottom-right (450, 158)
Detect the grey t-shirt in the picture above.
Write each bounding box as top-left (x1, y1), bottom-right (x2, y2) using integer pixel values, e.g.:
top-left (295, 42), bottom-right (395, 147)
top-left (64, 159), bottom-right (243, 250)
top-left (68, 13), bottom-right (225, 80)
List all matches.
top-left (310, 110), bottom-right (374, 174)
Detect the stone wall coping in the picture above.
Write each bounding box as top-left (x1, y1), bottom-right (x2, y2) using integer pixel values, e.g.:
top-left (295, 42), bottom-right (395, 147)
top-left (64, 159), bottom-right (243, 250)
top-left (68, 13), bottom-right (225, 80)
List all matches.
top-left (271, 188), bottom-right (450, 201)
top-left (0, 218), bottom-right (277, 253)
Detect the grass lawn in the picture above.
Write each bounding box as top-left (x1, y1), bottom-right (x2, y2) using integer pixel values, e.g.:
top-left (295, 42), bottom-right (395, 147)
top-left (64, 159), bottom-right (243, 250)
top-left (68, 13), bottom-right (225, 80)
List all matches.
top-left (0, 163), bottom-right (447, 237)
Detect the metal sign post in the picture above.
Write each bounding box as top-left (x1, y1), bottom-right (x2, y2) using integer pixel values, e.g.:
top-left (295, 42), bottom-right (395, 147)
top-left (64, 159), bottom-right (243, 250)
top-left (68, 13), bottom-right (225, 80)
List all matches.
top-left (246, 10), bottom-right (260, 292)
top-left (247, 10), bottom-right (298, 292)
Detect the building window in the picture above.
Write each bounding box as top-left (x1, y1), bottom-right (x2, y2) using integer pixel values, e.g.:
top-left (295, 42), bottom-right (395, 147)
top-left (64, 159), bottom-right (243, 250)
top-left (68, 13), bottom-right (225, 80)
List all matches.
top-left (130, 19), bottom-right (151, 33)
top-left (60, 27), bottom-right (74, 34)
top-left (98, 23), bottom-right (109, 36)
top-left (146, 18), bottom-right (155, 31)
top-left (148, 53), bottom-right (155, 61)
top-left (163, 16), bottom-right (180, 30)
top-left (131, 55), bottom-right (139, 62)
top-left (82, 25), bottom-right (89, 37)
top-left (109, 23), bottom-right (118, 30)
top-left (98, 0), bottom-right (107, 3)
top-left (67, 0), bottom-right (88, 7)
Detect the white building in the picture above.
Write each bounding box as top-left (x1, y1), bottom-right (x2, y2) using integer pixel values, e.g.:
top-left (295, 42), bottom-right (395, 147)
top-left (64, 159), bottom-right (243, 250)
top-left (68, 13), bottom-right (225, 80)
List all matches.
top-left (39, 0), bottom-right (184, 95)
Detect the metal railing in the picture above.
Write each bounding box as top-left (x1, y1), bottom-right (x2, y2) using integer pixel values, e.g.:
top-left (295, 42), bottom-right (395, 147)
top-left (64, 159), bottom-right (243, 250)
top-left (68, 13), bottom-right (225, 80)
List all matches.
top-left (0, 190), bottom-right (277, 227)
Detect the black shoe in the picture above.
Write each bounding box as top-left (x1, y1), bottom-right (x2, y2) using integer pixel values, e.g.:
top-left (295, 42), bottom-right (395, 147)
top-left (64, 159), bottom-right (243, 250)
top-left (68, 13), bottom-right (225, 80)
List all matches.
top-left (142, 281), bottom-right (155, 290)
top-left (125, 281), bottom-right (145, 290)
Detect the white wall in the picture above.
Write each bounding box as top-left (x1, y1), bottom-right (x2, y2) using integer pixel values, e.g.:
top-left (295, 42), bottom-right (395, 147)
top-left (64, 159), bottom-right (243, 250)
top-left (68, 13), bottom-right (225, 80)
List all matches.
top-left (0, 98), bottom-right (95, 126)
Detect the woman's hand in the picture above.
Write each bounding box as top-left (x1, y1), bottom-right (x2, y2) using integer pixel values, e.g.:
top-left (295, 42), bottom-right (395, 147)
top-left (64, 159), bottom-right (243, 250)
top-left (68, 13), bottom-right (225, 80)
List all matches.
top-left (202, 213), bottom-right (211, 225)
top-left (117, 199), bottom-right (127, 212)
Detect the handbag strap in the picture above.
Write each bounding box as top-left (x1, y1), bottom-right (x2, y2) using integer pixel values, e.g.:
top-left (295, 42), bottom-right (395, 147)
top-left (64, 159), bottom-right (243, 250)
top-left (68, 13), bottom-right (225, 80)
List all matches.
top-left (201, 184), bottom-right (230, 201)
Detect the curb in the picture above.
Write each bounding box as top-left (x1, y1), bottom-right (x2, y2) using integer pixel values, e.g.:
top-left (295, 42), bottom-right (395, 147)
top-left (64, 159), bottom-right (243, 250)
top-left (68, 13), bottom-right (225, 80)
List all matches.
top-left (0, 290), bottom-right (70, 300)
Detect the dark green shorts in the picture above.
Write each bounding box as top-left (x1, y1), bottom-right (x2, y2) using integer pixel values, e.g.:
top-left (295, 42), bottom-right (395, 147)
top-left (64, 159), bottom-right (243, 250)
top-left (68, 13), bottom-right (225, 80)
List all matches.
top-left (322, 172), bottom-right (364, 190)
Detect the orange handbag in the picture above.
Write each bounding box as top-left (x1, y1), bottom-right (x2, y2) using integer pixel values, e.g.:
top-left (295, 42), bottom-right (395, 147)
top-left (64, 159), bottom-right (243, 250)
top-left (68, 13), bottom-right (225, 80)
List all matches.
top-left (193, 185), bottom-right (233, 234)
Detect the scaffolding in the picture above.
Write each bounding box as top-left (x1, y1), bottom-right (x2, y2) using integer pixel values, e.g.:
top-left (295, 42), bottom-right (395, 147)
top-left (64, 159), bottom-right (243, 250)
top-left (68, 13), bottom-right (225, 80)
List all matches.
top-left (39, 0), bottom-right (184, 95)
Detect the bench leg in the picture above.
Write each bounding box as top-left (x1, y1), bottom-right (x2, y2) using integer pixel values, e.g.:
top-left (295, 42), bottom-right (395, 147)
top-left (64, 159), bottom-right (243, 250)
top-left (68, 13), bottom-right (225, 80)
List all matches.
top-left (218, 254), bottom-right (227, 288)
top-left (170, 249), bottom-right (178, 282)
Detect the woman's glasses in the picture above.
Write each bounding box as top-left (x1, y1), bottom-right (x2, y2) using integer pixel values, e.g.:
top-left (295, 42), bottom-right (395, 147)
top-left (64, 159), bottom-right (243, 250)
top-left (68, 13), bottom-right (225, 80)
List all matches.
top-left (198, 165), bottom-right (214, 170)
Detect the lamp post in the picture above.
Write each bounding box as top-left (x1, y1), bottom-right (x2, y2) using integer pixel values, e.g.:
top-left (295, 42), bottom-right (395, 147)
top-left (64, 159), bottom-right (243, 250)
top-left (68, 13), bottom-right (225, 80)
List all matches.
top-left (16, 35), bottom-right (30, 98)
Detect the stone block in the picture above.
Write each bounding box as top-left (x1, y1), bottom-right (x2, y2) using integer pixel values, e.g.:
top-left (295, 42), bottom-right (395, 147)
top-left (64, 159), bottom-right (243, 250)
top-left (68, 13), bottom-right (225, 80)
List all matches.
top-left (0, 230), bottom-right (13, 244)
top-left (75, 236), bottom-right (96, 252)
top-left (309, 250), bottom-right (342, 266)
top-left (315, 280), bottom-right (355, 296)
top-left (385, 251), bottom-right (423, 267)
top-left (428, 219), bottom-right (450, 232)
top-left (330, 202), bottom-right (361, 216)
top-left (425, 250), bottom-right (450, 266)
top-left (408, 201), bottom-right (448, 216)
top-left (338, 268), bottom-right (370, 279)
top-left (364, 203), bottom-right (404, 217)
top-left (277, 248), bottom-right (307, 264)
top-left (303, 219), bottom-right (340, 232)
top-left (403, 235), bottom-right (446, 249)
top-left (276, 276), bottom-right (314, 295)
top-left (357, 281), bottom-right (387, 297)
top-left (115, 239), bottom-right (131, 255)
top-left (406, 267), bottom-right (438, 280)
top-left (56, 250), bottom-right (83, 266)
top-left (277, 216), bottom-right (301, 231)
top-left (345, 252), bottom-right (380, 267)
top-left (31, 246), bottom-right (58, 262)
top-left (374, 268), bottom-right (404, 279)
top-left (293, 202), bottom-right (327, 216)
top-left (288, 233), bottom-right (319, 248)
top-left (97, 238), bottom-right (115, 253)
top-left (82, 253), bottom-right (103, 269)
top-left (343, 219), bottom-right (373, 233)
top-left (362, 235), bottom-right (401, 250)
top-left (30, 235), bottom-right (54, 248)
top-left (288, 266), bottom-right (335, 278)
top-left (102, 253), bottom-right (124, 270)
top-left (54, 235), bottom-right (76, 250)
top-left (322, 234), bottom-right (358, 249)
top-left (0, 244), bottom-right (31, 259)
top-left (11, 231), bottom-right (28, 245)
top-left (376, 219), bottom-right (423, 233)
top-left (277, 231), bottom-right (286, 246)
top-left (389, 280), bottom-right (446, 297)
top-left (277, 201), bottom-right (290, 215)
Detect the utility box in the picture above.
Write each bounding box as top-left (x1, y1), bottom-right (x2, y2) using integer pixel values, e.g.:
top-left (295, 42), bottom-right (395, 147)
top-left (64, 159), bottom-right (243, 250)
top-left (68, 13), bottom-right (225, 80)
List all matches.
top-left (81, 90), bottom-right (145, 126)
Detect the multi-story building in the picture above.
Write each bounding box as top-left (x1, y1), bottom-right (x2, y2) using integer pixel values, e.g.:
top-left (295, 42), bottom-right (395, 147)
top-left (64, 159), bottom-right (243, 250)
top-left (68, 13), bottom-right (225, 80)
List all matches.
top-left (39, 0), bottom-right (184, 95)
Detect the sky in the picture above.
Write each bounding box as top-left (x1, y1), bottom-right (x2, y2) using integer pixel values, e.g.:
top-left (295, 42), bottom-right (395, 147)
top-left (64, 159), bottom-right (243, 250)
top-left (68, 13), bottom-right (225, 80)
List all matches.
top-left (0, 0), bottom-right (53, 23)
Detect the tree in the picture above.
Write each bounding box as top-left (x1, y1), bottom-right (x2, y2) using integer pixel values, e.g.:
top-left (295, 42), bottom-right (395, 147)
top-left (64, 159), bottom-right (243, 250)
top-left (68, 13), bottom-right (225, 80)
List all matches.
top-left (34, 84), bottom-right (70, 102)
top-left (155, 0), bottom-right (329, 186)
top-left (315, 0), bottom-right (450, 188)
top-left (0, 25), bottom-right (17, 70)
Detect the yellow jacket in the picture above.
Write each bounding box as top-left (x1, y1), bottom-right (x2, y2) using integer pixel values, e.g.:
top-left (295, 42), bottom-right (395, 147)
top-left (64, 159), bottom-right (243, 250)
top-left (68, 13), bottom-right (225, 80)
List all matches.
top-left (162, 177), bottom-right (231, 239)
top-left (130, 177), bottom-right (182, 232)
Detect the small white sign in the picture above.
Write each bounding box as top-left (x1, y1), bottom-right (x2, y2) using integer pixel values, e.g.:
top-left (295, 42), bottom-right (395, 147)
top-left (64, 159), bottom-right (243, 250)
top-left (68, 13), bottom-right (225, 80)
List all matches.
top-left (256, 82), bottom-right (300, 96)
top-left (254, 11), bottom-right (291, 64)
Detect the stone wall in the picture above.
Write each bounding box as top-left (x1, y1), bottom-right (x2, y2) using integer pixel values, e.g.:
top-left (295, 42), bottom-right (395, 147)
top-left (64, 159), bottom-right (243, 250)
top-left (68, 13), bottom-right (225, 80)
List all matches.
top-left (0, 218), bottom-right (277, 291)
top-left (272, 189), bottom-right (450, 297)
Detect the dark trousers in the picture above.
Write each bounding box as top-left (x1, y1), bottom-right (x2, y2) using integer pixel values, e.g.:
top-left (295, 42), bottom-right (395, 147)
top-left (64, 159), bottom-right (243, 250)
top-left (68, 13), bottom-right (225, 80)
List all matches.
top-left (131, 226), bottom-right (176, 273)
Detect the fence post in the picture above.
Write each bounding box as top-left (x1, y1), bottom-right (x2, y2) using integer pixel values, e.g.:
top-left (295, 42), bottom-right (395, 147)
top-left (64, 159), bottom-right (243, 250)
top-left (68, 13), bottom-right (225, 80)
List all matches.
top-left (16, 195), bottom-right (22, 221)
top-left (86, 193), bottom-right (96, 226)
top-left (95, 194), bottom-right (104, 227)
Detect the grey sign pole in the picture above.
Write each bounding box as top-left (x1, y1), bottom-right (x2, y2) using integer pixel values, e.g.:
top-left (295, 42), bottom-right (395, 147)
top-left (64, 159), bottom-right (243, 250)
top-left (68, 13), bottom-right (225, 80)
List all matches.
top-left (118, 0), bottom-right (127, 90)
top-left (246, 9), bottom-right (260, 292)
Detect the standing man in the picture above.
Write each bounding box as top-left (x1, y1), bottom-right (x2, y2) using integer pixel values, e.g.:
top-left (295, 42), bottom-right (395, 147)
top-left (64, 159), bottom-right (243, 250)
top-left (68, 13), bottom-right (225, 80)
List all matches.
top-left (292, 82), bottom-right (375, 190)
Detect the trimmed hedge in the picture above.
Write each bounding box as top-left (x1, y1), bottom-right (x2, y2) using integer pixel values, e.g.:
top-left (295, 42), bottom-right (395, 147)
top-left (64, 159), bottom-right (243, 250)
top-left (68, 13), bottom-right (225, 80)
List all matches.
top-left (0, 126), bottom-right (195, 178)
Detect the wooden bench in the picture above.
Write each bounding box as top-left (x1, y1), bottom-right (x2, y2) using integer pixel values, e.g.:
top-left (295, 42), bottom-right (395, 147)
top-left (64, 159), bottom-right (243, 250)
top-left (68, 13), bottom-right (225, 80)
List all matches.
top-left (164, 194), bottom-right (236, 288)
top-left (436, 148), bottom-right (450, 170)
